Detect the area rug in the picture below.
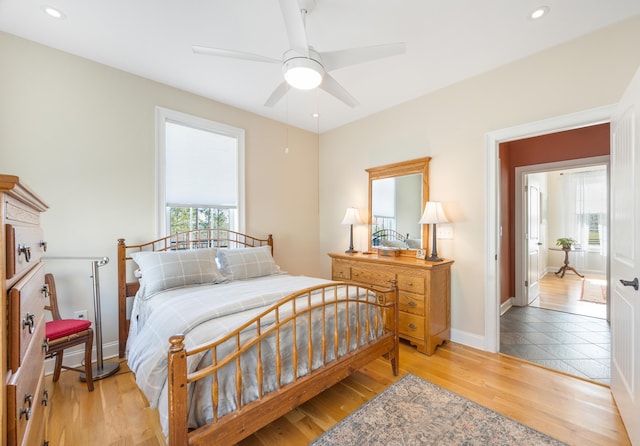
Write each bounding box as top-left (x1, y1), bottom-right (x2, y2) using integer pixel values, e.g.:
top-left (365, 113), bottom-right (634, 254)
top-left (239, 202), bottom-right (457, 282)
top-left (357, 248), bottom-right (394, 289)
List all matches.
top-left (580, 277), bottom-right (607, 304)
top-left (311, 374), bottom-right (567, 446)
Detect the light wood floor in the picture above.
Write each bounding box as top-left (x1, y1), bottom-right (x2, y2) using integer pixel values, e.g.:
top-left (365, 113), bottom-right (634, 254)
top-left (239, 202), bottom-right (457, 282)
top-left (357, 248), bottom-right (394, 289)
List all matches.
top-left (47, 341), bottom-right (629, 446)
top-left (529, 272), bottom-right (607, 319)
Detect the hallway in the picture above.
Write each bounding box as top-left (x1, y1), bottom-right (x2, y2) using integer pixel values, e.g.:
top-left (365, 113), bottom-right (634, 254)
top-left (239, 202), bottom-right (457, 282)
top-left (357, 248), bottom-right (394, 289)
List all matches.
top-left (500, 273), bottom-right (610, 384)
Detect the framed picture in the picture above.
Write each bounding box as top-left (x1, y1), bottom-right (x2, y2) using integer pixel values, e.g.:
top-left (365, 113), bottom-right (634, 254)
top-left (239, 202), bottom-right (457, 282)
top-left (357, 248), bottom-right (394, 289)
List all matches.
top-left (415, 248), bottom-right (427, 259)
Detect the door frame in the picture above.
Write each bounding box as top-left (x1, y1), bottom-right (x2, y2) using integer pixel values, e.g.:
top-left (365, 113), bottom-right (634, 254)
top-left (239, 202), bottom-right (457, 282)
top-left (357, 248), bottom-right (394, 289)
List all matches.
top-left (484, 104), bottom-right (615, 352)
top-left (514, 157), bottom-right (610, 307)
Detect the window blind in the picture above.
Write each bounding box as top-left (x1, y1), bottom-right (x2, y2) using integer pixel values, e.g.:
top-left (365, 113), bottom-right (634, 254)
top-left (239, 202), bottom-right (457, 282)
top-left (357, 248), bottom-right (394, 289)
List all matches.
top-left (165, 121), bottom-right (238, 207)
top-left (372, 177), bottom-right (396, 218)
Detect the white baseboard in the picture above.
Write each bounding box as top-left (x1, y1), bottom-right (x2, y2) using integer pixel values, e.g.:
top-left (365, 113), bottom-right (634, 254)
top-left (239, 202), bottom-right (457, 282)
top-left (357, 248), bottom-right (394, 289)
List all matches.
top-left (450, 328), bottom-right (485, 351)
top-left (500, 297), bottom-right (514, 315)
top-left (45, 340), bottom-right (120, 376)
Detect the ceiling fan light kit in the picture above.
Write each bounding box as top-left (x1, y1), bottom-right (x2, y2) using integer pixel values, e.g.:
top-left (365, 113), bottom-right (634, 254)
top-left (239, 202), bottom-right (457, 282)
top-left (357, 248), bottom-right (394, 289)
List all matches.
top-left (283, 51), bottom-right (325, 90)
top-left (193, 0), bottom-right (405, 107)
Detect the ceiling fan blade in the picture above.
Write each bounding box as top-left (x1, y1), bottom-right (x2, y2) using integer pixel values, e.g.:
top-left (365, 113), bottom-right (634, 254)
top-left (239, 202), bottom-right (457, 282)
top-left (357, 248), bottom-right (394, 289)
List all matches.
top-left (192, 45), bottom-right (280, 64)
top-left (278, 0), bottom-right (309, 57)
top-left (264, 81), bottom-right (292, 107)
top-left (321, 42), bottom-right (406, 72)
top-left (320, 74), bottom-right (359, 108)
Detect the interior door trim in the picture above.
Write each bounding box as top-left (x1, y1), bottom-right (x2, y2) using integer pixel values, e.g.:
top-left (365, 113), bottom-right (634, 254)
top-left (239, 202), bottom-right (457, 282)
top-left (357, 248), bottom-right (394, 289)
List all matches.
top-left (484, 104), bottom-right (615, 353)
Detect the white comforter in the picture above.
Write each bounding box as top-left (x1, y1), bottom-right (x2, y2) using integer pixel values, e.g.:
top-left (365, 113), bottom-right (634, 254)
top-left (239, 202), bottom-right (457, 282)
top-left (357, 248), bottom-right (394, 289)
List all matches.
top-left (126, 274), bottom-right (383, 437)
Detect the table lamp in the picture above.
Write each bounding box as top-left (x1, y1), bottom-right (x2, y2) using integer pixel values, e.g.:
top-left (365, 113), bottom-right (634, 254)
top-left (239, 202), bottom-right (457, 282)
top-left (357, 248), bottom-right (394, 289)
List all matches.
top-left (341, 207), bottom-right (362, 253)
top-left (419, 201), bottom-right (448, 261)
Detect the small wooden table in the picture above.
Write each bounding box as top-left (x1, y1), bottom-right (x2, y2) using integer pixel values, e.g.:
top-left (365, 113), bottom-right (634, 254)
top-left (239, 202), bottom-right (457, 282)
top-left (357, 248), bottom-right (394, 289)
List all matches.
top-left (551, 247), bottom-right (584, 278)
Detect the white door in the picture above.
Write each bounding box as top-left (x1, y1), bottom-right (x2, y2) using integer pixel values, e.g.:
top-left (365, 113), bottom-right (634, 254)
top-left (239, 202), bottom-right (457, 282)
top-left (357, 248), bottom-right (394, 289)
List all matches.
top-left (610, 66), bottom-right (640, 445)
top-left (525, 177), bottom-right (541, 305)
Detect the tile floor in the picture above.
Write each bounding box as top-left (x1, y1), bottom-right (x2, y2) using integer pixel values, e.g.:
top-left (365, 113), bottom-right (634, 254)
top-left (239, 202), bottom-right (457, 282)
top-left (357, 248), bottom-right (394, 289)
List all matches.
top-left (500, 305), bottom-right (611, 385)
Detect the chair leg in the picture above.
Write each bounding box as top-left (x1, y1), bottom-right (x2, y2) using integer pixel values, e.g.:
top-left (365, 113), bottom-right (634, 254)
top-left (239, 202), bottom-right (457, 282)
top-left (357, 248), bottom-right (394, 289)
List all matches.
top-left (53, 352), bottom-right (63, 382)
top-left (84, 331), bottom-right (94, 392)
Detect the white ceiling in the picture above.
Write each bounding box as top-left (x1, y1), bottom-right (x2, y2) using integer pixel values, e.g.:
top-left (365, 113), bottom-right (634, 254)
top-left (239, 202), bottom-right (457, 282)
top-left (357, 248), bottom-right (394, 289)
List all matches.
top-left (2, 0), bottom-right (640, 133)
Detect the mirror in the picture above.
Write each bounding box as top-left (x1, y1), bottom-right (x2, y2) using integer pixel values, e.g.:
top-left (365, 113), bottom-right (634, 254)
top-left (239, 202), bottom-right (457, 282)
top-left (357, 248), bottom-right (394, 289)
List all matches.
top-left (367, 157), bottom-right (430, 254)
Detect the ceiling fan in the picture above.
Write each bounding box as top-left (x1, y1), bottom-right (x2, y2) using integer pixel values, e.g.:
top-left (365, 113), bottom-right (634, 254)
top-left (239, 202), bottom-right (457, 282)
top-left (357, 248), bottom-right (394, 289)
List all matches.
top-left (192, 0), bottom-right (406, 108)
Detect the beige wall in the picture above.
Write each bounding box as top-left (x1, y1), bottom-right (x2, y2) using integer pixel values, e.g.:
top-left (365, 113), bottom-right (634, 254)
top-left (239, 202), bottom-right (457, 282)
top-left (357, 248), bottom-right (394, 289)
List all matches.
top-left (0, 32), bottom-right (321, 359)
top-left (319, 15), bottom-right (640, 345)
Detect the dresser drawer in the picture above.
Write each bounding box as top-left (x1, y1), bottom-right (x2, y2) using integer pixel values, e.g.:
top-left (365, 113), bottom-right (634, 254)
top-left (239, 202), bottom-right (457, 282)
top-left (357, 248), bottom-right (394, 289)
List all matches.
top-left (21, 378), bottom-right (47, 446)
top-left (9, 263), bottom-right (47, 372)
top-left (6, 224), bottom-right (46, 280)
top-left (7, 320), bottom-right (46, 446)
top-left (397, 273), bottom-right (425, 294)
top-left (398, 291), bottom-right (425, 315)
top-left (398, 312), bottom-right (425, 340)
top-left (332, 261), bottom-right (351, 280)
top-left (329, 253), bottom-right (453, 356)
top-left (3, 193), bottom-right (43, 226)
top-left (351, 267), bottom-right (395, 287)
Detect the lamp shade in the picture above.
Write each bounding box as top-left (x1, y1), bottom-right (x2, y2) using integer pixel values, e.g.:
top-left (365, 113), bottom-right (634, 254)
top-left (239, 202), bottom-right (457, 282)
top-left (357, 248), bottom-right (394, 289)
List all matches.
top-left (341, 207), bottom-right (362, 225)
top-left (419, 201), bottom-right (448, 224)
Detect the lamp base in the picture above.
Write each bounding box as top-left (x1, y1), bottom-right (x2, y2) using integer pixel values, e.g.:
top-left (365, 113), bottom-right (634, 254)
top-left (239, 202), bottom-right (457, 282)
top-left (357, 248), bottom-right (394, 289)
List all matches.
top-left (80, 361), bottom-right (121, 382)
top-left (345, 224), bottom-right (357, 254)
top-left (426, 255), bottom-right (443, 262)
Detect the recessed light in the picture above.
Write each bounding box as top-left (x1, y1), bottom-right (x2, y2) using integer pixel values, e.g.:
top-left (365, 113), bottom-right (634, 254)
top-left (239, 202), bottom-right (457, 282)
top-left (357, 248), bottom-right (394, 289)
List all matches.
top-left (311, 113), bottom-right (320, 118)
top-left (41, 5), bottom-right (66, 19)
top-left (529, 6), bottom-right (549, 20)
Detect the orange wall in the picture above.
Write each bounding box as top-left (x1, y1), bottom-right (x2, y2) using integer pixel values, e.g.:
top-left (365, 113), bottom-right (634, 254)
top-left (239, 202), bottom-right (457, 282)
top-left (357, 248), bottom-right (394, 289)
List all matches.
top-left (499, 123), bottom-right (610, 304)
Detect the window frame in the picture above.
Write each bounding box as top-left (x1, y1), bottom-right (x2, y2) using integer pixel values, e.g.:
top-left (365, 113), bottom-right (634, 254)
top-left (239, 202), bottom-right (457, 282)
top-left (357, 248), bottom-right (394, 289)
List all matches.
top-left (156, 107), bottom-right (245, 237)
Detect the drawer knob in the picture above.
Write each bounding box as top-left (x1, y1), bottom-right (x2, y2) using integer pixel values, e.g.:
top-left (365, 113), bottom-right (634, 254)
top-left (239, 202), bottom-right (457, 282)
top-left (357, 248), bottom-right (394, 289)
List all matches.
top-left (42, 389), bottom-right (49, 406)
top-left (22, 312), bottom-right (35, 334)
top-left (408, 301), bottom-right (417, 307)
top-left (18, 244), bottom-right (31, 262)
top-left (39, 240), bottom-right (48, 252)
top-left (41, 283), bottom-right (50, 298)
top-left (408, 323), bottom-right (417, 330)
top-left (42, 339), bottom-right (50, 353)
top-left (19, 394), bottom-right (32, 420)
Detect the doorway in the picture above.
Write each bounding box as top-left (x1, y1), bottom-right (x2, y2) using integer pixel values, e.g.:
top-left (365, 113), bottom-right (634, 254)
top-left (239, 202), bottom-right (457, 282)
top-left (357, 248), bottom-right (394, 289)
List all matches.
top-left (515, 162), bottom-right (609, 319)
top-left (485, 106), bottom-right (615, 355)
top-left (501, 162), bottom-right (610, 383)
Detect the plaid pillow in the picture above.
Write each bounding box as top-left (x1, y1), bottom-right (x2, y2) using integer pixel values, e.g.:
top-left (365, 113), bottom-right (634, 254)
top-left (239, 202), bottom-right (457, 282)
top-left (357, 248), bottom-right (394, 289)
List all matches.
top-left (217, 245), bottom-right (281, 280)
top-left (131, 248), bottom-right (226, 298)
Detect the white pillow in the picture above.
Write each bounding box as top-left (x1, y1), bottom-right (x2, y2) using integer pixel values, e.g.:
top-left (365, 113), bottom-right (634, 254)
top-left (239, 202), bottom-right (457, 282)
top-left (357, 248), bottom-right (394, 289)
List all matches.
top-left (217, 245), bottom-right (281, 280)
top-left (380, 239), bottom-right (408, 249)
top-left (406, 238), bottom-right (421, 249)
top-left (131, 248), bottom-right (226, 298)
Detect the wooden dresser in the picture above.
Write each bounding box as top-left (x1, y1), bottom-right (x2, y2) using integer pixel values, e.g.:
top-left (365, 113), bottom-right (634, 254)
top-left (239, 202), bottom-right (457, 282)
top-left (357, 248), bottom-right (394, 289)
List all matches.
top-left (1, 175), bottom-right (49, 446)
top-left (329, 252), bottom-right (453, 355)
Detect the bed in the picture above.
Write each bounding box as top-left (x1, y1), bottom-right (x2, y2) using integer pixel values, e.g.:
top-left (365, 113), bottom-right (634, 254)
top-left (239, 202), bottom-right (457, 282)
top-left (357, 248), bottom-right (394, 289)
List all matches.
top-left (117, 229), bottom-right (399, 446)
top-left (372, 228), bottom-right (421, 249)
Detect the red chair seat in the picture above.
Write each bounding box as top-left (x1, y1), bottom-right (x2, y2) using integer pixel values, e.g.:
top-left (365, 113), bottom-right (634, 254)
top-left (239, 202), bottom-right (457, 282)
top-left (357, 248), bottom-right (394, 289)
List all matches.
top-left (46, 319), bottom-right (92, 340)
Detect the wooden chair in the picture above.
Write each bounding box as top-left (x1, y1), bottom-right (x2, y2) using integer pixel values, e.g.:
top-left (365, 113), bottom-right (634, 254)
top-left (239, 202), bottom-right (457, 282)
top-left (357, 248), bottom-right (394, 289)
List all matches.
top-left (44, 273), bottom-right (94, 391)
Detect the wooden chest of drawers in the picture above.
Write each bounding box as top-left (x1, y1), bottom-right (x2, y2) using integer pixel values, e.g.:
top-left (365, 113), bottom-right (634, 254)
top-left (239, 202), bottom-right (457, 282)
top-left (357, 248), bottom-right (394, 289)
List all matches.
top-left (1, 175), bottom-right (49, 446)
top-left (329, 252), bottom-right (453, 355)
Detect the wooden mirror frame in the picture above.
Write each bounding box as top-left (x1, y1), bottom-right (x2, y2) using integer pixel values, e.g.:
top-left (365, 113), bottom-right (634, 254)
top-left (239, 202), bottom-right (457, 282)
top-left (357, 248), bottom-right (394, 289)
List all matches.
top-left (366, 157), bottom-right (431, 256)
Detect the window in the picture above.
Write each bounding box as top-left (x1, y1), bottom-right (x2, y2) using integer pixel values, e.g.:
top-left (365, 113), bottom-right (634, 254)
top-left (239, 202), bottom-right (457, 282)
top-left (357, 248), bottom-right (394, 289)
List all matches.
top-left (371, 177), bottom-right (396, 232)
top-left (587, 213), bottom-right (602, 247)
top-left (561, 166), bottom-right (607, 255)
top-left (157, 107), bottom-right (245, 236)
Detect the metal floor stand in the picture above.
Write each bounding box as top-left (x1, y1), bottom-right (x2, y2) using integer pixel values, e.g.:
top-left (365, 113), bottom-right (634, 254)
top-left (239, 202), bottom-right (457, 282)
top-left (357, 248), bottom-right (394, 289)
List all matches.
top-left (81, 257), bottom-right (120, 381)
